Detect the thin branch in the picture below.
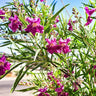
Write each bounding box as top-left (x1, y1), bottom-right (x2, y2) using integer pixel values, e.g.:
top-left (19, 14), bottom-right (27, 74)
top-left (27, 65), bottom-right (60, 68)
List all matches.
top-left (60, 0), bottom-right (70, 18)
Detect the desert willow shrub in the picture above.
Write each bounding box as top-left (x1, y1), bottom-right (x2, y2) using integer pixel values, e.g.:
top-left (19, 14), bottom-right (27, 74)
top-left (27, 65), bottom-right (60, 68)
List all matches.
top-left (0, 0), bottom-right (96, 95)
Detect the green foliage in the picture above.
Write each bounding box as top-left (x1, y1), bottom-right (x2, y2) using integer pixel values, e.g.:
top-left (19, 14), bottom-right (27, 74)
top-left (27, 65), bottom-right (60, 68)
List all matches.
top-left (0, 0), bottom-right (96, 95)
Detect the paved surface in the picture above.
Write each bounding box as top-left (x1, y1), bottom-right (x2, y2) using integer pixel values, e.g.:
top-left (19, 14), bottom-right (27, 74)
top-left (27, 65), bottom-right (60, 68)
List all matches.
top-left (0, 77), bottom-right (34, 96)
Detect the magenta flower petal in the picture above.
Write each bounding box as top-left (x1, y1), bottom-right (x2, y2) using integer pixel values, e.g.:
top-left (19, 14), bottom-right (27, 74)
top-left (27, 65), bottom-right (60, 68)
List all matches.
top-left (38, 87), bottom-right (50, 96)
top-left (0, 55), bottom-right (6, 63)
top-left (38, 93), bottom-right (50, 96)
top-left (73, 82), bottom-right (79, 92)
top-left (53, 24), bottom-right (57, 28)
top-left (46, 45), bottom-right (57, 54)
top-left (45, 38), bottom-right (57, 46)
top-left (66, 38), bottom-right (71, 44)
top-left (44, 93), bottom-right (50, 96)
top-left (47, 71), bottom-right (53, 76)
top-left (54, 16), bottom-right (59, 23)
top-left (25, 17), bottom-right (44, 36)
top-left (55, 85), bottom-right (64, 93)
top-left (8, 15), bottom-right (22, 32)
top-left (0, 66), bottom-right (6, 75)
top-left (38, 87), bottom-right (47, 92)
top-left (45, 38), bottom-right (60, 54)
top-left (46, 38), bottom-right (71, 54)
top-left (68, 20), bottom-right (73, 31)
top-left (55, 45), bottom-right (62, 53)
top-left (8, 23), bottom-right (19, 32)
top-left (4, 62), bottom-right (11, 70)
top-left (59, 38), bottom-right (71, 45)
top-left (37, 25), bottom-right (44, 33)
top-left (63, 92), bottom-right (69, 96)
top-left (0, 10), bottom-right (5, 19)
top-left (40, 0), bottom-right (44, 2)
top-left (64, 74), bottom-right (69, 78)
top-left (0, 55), bottom-right (11, 76)
top-left (62, 45), bottom-right (71, 54)
top-left (85, 7), bottom-right (90, 15)
top-left (94, 65), bottom-right (96, 69)
top-left (59, 38), bottom-right (71, 54)
top-left (85, 7), bottom-right (96, 16)
top-left (26, 17), bottom-right (40, 25)
top-left (38, 93), bottom-right (44, 96)
top-left (68, 26), bottom-right (73, 31)
top-left (85, 16), bottom-right (93, 26)
top-left (26, 17), bottom-right (34, 23)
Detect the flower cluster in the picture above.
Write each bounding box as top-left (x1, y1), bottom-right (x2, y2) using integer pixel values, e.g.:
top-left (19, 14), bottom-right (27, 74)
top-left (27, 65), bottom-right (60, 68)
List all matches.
top-left (47, 72), bottom-right (69, 96)
top-left (68, 20), bottom-right (73, 31)
top-left (85, 7), bottom-right (96, 26)
top-left (8, 15), bottom-right (22, 32)
top-left (0, 55), bottom-right (11, 76)
top-left (45, 38), bottom-right (71, 54)
top-left (67, 19), bottom-right (78, 31)
top-left (55, 86), bottom-right (69, 96)
top-left (38, 87), bottom-right (50, 96)
top-left (47, 71), bottom-right (62, 86)
top-left (0, 9), bottom-right (5, 19)
top-left (8, 15), bottom-right (44, 35)
top-left (25, 17), bottom-right (44, 36)
top-left (40, 0), bottom-right (44, 2)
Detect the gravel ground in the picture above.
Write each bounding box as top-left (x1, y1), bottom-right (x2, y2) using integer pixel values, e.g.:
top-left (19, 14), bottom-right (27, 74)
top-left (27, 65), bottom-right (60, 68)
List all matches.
top-left (0, 77), bottom-right (34, 96)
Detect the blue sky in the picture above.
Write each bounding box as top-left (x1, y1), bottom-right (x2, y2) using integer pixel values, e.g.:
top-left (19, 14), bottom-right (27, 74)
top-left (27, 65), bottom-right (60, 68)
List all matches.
top-left (0, 0), bottom-right (89, 12)
top-left (0, 0), bottom-right (89, 17)
top-left (47, 0), bottom-right (89, 12)
top-left (0, 0), bottom-right (89, 18)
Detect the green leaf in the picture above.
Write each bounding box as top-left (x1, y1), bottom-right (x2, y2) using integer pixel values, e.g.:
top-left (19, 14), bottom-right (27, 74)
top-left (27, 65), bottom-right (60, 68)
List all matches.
top-left (16, 86), bottom-right (38, 92)
top-left (44, 4), bottom-right (69, 31)
top-left (23, 5), bottom-right (33, 16)
top-left (22, 0), bottom-right (25, 5)
top-left (91, 17), bottom-right (96, 19)
top-left (0, 22), bottom-right (9, 26)
top-left (79, 49), bottom-right (84, 64)
top-left (89, 0), bottom-right (96, 7)
top-left (18, 43), bottom-right (35, 54)
top-left (11, 64), bottom-right (33, 92)
top-left (32, 62), bottom-right (45, 71)
top-left (36, 0), bottom-right (39, 5)
top-left (0, 62), bottom-right (24, 79)
top-left (49, 0), bottom-right (56, 7)
top-left (82, 82), bottom-right (90, 89)
top-left (19, 16), bottom-right (27, 26)
top-left (52, 1), bottom-right (57, 14)
top-left (8, 37), bottom-right (26, 56)
top-left (91, 21), bottom-right (96, 33)
top-left (82, 3), bottom-right (94, 8)
top-left (50, 4), bottom-right (69, 21)
top-left (34, 49), bottom-right (41, 61)
top-left (11, 67), bottom-right (24, 93)
top-left (0, 43), bottom-right (11, 47)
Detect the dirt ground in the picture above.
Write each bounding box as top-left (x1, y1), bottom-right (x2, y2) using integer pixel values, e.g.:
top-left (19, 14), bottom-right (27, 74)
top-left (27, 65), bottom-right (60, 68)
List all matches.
top-left (0, 77), bottom-right (34, 96)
